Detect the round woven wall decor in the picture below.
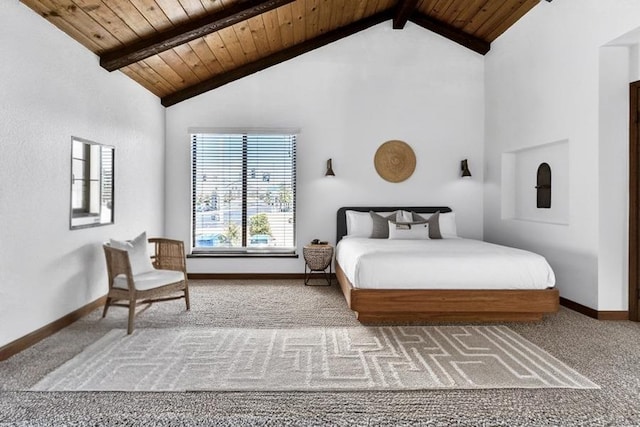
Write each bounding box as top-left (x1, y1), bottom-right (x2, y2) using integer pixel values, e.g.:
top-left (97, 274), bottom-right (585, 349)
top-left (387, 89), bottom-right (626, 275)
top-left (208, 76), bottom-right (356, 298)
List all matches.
top-left (374, 140), bottom-right (416, 183)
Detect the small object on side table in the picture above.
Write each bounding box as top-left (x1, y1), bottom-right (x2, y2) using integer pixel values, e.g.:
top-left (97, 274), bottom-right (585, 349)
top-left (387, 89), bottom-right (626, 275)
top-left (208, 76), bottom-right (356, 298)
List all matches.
top-left (303, 243), bottom-right (334, 286)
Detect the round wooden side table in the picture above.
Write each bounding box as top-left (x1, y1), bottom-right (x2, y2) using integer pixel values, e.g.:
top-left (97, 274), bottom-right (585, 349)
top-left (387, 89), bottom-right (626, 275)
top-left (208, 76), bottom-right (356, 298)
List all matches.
top-left (303, 244), bottom-right (333, 286)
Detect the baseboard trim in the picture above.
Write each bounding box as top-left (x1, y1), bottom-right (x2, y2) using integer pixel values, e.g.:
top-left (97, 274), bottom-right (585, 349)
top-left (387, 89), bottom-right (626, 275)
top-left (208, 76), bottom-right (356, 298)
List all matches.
top-left (560, 297), bottom-right (629, 320)
top-left (0, 296), bottom-right (106, 361)
top-left (188, 273), bottom-right (336, 280)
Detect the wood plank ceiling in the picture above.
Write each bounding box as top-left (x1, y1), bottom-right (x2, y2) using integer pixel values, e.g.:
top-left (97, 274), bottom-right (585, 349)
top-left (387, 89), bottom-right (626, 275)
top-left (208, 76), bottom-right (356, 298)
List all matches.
top-left (21, 0), bottom-right (546, 106)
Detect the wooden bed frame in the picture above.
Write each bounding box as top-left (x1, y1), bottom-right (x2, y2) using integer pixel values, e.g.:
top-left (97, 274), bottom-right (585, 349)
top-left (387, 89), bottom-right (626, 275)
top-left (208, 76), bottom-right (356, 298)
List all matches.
top-left (335, 206), bottom-right (559, 323)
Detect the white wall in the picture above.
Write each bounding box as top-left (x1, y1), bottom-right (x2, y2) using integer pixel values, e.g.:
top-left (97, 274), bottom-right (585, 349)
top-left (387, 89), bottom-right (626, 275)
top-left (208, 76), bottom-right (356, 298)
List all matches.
top-left (485, 0), bottom-right (640, 310)
top-left (165, 22), bottom-right (485, 274)
top-left (0, 2), bottom-right (165, 347)
top-left (598, 46), bottom-right (632, 311)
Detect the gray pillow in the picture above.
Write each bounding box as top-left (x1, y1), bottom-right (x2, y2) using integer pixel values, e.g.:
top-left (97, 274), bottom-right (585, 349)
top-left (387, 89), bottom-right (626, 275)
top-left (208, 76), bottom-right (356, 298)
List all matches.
top-left (370, 211), bottom-right (396, 238)
top-left (412, 211), bottom-right (442, 239)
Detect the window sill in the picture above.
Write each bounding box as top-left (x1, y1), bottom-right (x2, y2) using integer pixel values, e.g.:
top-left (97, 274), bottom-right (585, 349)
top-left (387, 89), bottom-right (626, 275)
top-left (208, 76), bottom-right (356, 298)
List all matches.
top-left (188, 252), bottom-right (299, 259)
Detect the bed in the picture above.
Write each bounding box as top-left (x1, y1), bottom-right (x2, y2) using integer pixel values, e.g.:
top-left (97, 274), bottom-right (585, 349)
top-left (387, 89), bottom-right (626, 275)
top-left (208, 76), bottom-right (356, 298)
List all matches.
top-left (335, 206), bottom-right (559, 323)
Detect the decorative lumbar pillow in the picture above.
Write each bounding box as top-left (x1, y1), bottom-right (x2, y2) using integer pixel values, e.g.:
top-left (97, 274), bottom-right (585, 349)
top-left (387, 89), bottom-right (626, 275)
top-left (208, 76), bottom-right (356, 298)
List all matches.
top-left (412, 211), bottom-right (442, 239)
top-left (370, 211), bottom-right (397, 238)
top-left (388, 221), bottom-right (430, 240)
top-left (109, 231), bottom-right (155, 276)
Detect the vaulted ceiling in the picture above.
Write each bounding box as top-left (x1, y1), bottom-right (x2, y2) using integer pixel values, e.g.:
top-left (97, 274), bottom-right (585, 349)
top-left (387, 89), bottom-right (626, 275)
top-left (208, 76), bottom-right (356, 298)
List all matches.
top-left (21, 0), bottom-right (547, 106)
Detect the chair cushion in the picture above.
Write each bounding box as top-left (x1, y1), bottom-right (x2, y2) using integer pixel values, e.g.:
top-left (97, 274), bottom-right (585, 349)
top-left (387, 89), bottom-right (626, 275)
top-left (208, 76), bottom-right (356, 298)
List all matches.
top-left (114, 269), bottom-right (185, 291)
top-left (109, 231), bottom-right (155, 276)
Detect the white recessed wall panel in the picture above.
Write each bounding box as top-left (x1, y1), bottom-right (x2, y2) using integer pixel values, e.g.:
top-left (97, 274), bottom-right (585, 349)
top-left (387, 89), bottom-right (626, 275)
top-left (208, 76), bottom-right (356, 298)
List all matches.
top-left (502, 140), bottom-right (569, 225)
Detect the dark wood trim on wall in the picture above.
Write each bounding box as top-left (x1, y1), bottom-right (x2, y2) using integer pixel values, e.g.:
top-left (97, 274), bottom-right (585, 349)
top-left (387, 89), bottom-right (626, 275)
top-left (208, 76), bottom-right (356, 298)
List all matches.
top-left (629, 80), bottom-right (640, 321)
top-left (560, 297), bottom-right (628, 321)
top-left (0, 296), bottom-right (107, 361)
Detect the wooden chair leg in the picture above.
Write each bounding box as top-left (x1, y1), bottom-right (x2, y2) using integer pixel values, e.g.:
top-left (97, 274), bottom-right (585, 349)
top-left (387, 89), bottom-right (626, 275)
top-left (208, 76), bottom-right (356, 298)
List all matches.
top-left (127, 300), bottom-right (135, 335)
top-left (184, 284), bottom-right (191, 310)
top-left (102, 297), bottom-right (112, 318)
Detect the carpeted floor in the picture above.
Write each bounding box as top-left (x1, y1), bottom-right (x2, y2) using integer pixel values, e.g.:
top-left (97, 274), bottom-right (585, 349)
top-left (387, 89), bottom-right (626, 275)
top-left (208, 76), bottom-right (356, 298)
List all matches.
top-left (1, 279), bottom-right (640, 426)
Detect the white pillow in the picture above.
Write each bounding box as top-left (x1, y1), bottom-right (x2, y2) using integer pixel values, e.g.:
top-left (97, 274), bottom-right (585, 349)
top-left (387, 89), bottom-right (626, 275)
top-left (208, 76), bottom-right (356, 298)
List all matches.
top-left (346, 211), bottom-right (374, 237)
top-left (439, 212), bottom-right (458, 238)
top-left (346, 210), bottom-right (394, 237)
top-left (388, 221), bottom-right (430, 240)
top-left (109, 231), bottom-right (155, 276)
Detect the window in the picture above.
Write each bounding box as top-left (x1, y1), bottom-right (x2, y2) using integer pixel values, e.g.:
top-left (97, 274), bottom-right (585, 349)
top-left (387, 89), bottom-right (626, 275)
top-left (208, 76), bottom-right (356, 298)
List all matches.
top-left (536, 162), bottom-right (552, 209)
top-left (191, 131), bottom-right (297, 254)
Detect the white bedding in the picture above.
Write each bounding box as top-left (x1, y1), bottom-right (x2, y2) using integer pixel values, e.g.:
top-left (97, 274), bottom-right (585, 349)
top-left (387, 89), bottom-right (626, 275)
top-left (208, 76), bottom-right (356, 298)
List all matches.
top-left (336, 238), bottom-right (556, 290)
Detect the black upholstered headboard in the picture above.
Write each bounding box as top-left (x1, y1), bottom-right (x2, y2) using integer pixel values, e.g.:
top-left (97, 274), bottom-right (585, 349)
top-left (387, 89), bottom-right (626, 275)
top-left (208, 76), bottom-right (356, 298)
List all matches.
top-left (336, 206), bottom-right (452, 243)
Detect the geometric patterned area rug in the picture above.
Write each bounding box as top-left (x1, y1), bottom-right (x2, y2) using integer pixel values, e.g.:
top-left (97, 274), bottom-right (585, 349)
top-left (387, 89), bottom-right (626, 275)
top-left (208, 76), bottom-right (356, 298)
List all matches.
top-left (31, 326), bottom-right (598, 392)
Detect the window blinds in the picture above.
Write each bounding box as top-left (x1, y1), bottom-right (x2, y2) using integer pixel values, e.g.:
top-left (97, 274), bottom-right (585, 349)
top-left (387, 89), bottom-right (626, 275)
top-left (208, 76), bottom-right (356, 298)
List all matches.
top-left (191, 132), bottom-right (296, 253)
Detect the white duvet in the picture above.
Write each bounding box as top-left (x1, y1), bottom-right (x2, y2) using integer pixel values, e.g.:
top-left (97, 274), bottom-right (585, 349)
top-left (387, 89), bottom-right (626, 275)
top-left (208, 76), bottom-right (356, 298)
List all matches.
top-left (336, 238), bottom-right (556, 290)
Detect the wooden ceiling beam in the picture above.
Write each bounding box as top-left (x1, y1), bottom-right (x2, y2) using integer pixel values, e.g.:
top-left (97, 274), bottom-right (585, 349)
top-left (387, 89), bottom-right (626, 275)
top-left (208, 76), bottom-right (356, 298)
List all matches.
top-left (161, 10), bottom-right (393, 107)
top-left (393, 0), bottom-right (420, 29)
top-left (409, 12), bottom-right (490, 55)
top-left (100, 0), bottom-right (296, 72)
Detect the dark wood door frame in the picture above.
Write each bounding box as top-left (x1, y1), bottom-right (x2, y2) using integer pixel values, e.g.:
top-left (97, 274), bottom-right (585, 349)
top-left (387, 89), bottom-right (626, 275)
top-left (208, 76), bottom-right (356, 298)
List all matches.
top-left (629, 80), bottom-right (640, 321)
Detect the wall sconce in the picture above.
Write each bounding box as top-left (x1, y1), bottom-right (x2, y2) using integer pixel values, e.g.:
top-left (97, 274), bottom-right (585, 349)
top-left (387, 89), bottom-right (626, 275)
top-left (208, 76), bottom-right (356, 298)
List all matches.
top-left (460, 159), bottom-right (472, 178)
top-left (325, 158), bottom-right (335, 177)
